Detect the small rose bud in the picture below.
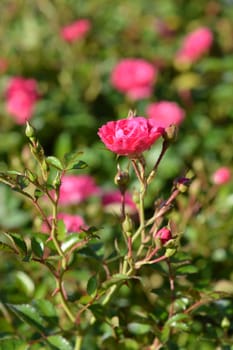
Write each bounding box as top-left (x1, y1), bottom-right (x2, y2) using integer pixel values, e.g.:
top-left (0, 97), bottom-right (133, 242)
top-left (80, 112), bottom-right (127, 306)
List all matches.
top-left (114, 170), bottom-right (130, 193)
top-left (25, 122), bottom-right (35, 139)
top-left (221, 317), bottom-right (230, 329)
top-left (122, 214), bottom-right (133, 236)
top-left (154, 227), bottom-right (172, 245)
top-left (163, 124), bottom-right (178, 143)
top-left (175, 177), bottom-right (191, 193)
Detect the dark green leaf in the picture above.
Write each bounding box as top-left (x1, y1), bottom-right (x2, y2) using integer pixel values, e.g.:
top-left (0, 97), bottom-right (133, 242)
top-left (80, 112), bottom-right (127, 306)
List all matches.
top-left (7, 304), bottom-right (46, 333)
top-left (87, 275), bottom-right (98, 296)
top-left (11, 234), bottom-right (27, 256)
top-left (32, 300), bottom-right (58, 327)
top-left (67, 160), bottom-right (87, 170)
top-left (31, 237), bottom-right (44, 258)
top-left (16, 175), bottom-right (29, 190)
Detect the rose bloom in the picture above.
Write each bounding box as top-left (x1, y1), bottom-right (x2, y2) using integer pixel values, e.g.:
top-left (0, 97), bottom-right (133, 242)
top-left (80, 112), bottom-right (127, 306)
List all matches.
top-left (60, 19), bottom-right (91, 43)
top-left (146, 101), bottom-right (185, 128)
top-left (111, 58), bottom-right (157, 100)
top-left (5, 77), bottom-right (39, 124)
top-left (102, 190), bottom-right (137, 216)
top-left (175, 27), bottom-right (213, 64)
top-left (59, 175), bottom-right (100, 206)
top-left (154, 227), bottom-right (172, 245)
top-left (42, 213), bottom-right (85, 234)
top-left (98, 116), bottom-right (164, 156)
top-left (212, 167), bottom-right (231, 185)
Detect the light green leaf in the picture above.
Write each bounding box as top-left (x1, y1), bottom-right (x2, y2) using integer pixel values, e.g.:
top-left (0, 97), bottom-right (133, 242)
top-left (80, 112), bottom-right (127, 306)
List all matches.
top-left (127, 322), bottom-right (151, 335)
top-left (46, 156), bottom-right (63, 170)
top-left (47, 335), bottom-right (72, 350)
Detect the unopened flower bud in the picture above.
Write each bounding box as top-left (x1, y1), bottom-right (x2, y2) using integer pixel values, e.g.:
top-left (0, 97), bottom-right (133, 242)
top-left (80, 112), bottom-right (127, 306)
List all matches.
top-left (154, 227), bottom-right (172, 245)
top-left (221, 317), bottom-right (230, 329)
top-left (25, 122), bottom-right (35, 139)
top-left (163, 124), bottom-right (178, 143)
top-left (175, 177), bottom-right (191, 193)
top-left (114, 170), bottom-right (130, 193)
top-left (122, 214), bottom-right (133, 236)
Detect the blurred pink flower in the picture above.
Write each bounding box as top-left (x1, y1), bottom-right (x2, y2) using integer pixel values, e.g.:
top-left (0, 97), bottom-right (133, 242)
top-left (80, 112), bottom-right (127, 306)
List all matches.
top-left (60, 19), bottom-right (91, 43)
top-left (42, 213), bottom-right (85, 234)
top-left (154, 227), bottom-right (172, 245)
top-left (57, 213), bottom-right (85, 232)
top-left (5, 77), bottom-right (39, 124)
top-left (111, 58), bottom-right (157, 100)
top-left (59, 175), bottom-right (100, 205)
top-left (175, 27), bottom-right (213, 64)
top-left (98, 116), bottom-right (163, 156)
top-left (146, 101), bottom-right (185, 128)
top-left (102, 190), bottom-right (137, 215)
top-left (212, 167), bottom-right (231, 185)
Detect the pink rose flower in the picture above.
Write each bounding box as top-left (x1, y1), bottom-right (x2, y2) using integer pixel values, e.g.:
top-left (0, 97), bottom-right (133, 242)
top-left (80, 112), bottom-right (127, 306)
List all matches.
top-left (59, 175), bottom-right (100, 206)
top-left (42, 213), bottom-right (85, 233)
top-left (154, 227), bottom-right (172, 245)
top-left (5, 77), bottom-right (39, 124)
top-left (212, 167), bottom-right (231, 185)
top-left (175, 27), bottom-right (213, 64)
top-left (60, 19), bottom-right (91, 43)
top-left (146, 101), bottom-right (185, 128)
top-left (102, 190), bottom-right (137, 215)
top-left (111, 59), bottom-right (157, 100)
top-left (98, 116), bottom-right (164, 156)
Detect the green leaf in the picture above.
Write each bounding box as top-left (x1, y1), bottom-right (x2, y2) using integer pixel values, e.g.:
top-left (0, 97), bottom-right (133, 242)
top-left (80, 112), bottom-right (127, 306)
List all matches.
top-left (127, 322), bottom-right (151, 335)
top-left (0, 338), bottom-right (27, 350)
top-left (102, 274), bottom-right (135, 290)
top-left (31, 237), bottom-right (44, 258)
top-left (16, 175), bottom-right (30, 190)
top-left (46, 156), bottom-right (63, 170)
top-left (120, 338), bottom-right (140, 350)
top-left (0, 232), bottom-right (18, 253)
top-left (32, 300), bottom-right (58, 327)
top-left (87, 275), bottom-right (98, 296)
top-left (11, 234), bottom-right (27, 256)
top-left (15, 271), bottom-right (35, 296)
top-left (7, 304), bottom-right (46, 333)
top-left (61, 233), bottom-right (82, 253)
top-left (34, 188), bottom-right (44, 199)
top-left (57, 219), bottom-right (67, 241)
top-left (47, 335), bottom-right (72, 350)
top-left (63, 152), bottom-right (87, 171)
top-left (176, 265), bottom-right (198, 275)
top-left (68, 160), bottom-right (87, 170)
